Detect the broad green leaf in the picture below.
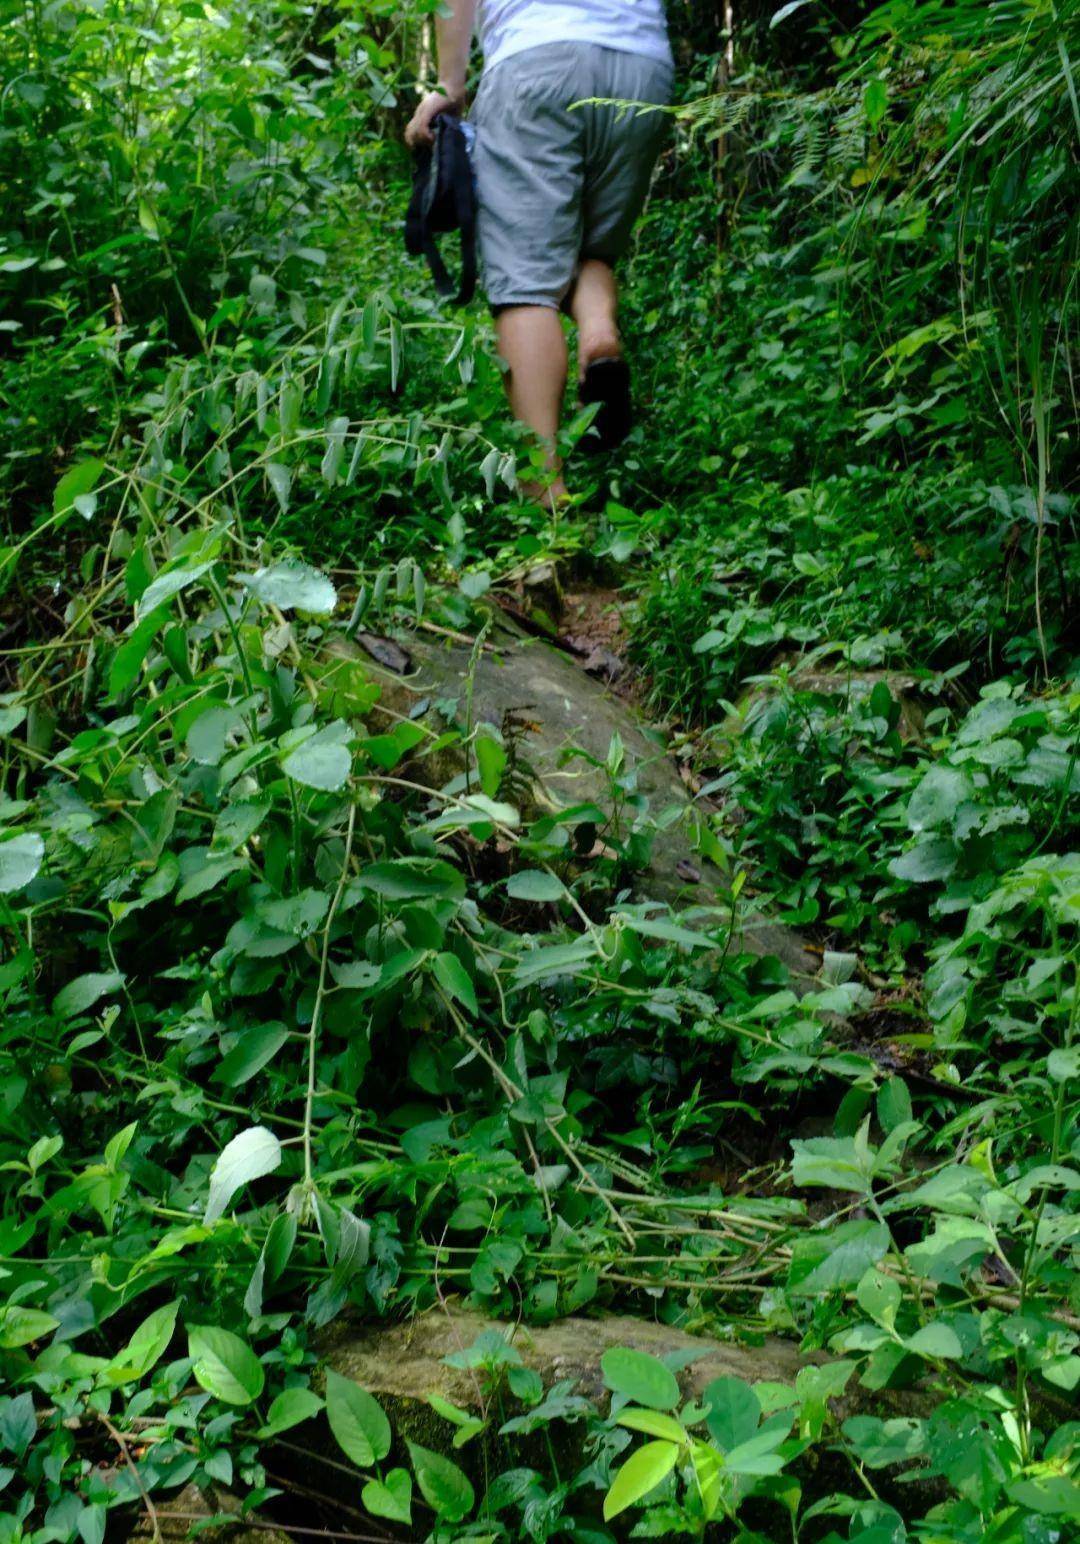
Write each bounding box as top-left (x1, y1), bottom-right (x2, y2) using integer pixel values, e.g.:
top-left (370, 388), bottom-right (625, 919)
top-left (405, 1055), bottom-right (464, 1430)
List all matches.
top-left (722, 1423), bottom-right (789, 1477)
top-left (842, 1415), bottom-right (926, 1468)
top-left (506, 870), bottom-right (565, 902)
top-left (53, 971), bottom-right (125, 1020)
top-left (356, 858), bottom-right (465, 902)
top-left (105, 1300), bottom-right (178, 1383)
top-left (702, 1377), bottom-right (760, 1452)
top-left (406, 1440), bottom-right (474, 1522)
top-left (0, 1305), bottom-right (60, 1349)
top-left (906, 765), bottom-right (970, 833)
top-left (187, 1325), bottom-right (265, 1405)
top-left (474, 732), bottom-right (506, 798)
top-left (615, 1408), bottom-right (686, 1443)
top-left (431, 951), bottom-right (478, 1015)
top-left (54, 459), bottom-right (105, 517)
top-left (257, 1388), bottom-right (324, 1437)
top-left (863, 78), bottom-right (888, 128)
top-left (856, 1269), bottom-right (901, 1330)
top-left (0, 832), bottom-right (44, 895)
top-left (77, 1506), bottom-right (106, 1544)
top-left (904, 1321), bottom-right (963, 1360)
top-left (889, 837), bottom-right (958, 884)
top-left (362, 1469), bottom-right (412, 1525)
top-left (246, 561), bottom-right (336, 615)
top-left (326, 1369), bottom-right (391, 1467)
top-left (788, 1220), bottom-right (890, 1294)
top-left (136, 560), bottom-right (215, 618)
top-left (213, 1023), bottom-right (289, 1087)
top-left (790, 1134), bottom-right (873, 1193)
top-left (204, 1126), bottom-right (281, 1224)
top-left (108, 607), bottom-right (169, 698)
top-left (280, 725), bottom-right (352, 791)
top-left (601, 1347), bottom-right (680, 1410)
top-left (1047, 1046), bottom-right (1079, 1082)
top-left (603, 1440), bottom-right (679, 1520)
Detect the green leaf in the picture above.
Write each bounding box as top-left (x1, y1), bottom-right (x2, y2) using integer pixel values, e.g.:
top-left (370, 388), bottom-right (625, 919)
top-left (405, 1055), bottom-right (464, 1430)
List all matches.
top-left (722, 1423), bottom-right (789, 1477)
top-left (0, 1305), bottom-right (60, 1348)
top-left (863, 78), bottom-right (887, 129)
top-left (213, 1023), bottom-right (289, 1087)
top-left (431, 951), bottom-right (478, 1015)
top-left (406, 1440), bottom-right (474, 1522)
top-left (889, 836), bottom-right (958, 884)
top-left (280, 725), bottom-right (352, 791)
top-left (326, 1369), bottom-right (392, 1467)
top-left (842, 1415), bottom-right (926, 1468)
top-left (53, 971), bottom-right (125, 1020)
top-left (702, 1377), bottom-right (760, 1452)
top-left (105, 1301), bottom-right (178, 1383)
top-left (1047, 1046), bottom-right (1079, 1083)
top-left (54, 459), bottom-right (105, 518)
top-left (788, 1220), bottom-right (890, 1294)
top-left (204, 1126), bottom-right (282, 1223)
top-left (603, 1440), bottom-right (679, 1520)
top-left (615, 1408), bottom-right (686, 1443)
top-left (187, 1325), bottom-right (265, 1405)
top-left (904, 1321), bottom-right (963, 1360)
top-left (0, 832), bottom-right (44, 895)
top-left (601, 1347), bottom-right (680, 1410)
top-left (906, 765), bottom-right (970, 833)
top-left (266, 462), bottom-right (292, 514)
top-left (856, 1269), bottom-right (901, 1330)
top-left (357, 858), bottom-right (465, 902)
top-left (258, 1388), bottom-right (324, 1437)
top-left (362, 1469), bottom-right (413, 1525)
top-left (246, 561), bottom-right (337, 615)
top-left (108, 607), bottom-right (169, 698)
top-left (475, 732), bottom-right (506, 798)
top-left (506, 870), bottom-right (566, 902)
top-left (136, 559), bottom-right (215, 618)
top-left (790, 1134), bottom-right (873, 1193)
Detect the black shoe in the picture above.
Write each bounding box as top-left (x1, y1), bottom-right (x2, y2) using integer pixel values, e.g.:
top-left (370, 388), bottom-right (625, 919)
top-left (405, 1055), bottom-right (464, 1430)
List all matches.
top-left (580, 357), bottom-right (632, 452)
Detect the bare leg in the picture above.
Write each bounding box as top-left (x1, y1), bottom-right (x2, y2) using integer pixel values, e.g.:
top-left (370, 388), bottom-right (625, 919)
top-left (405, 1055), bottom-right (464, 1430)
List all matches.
top-left (495, 304), bottom-right (569, 505)
top-left (570, 258), bottom-right (621, 378)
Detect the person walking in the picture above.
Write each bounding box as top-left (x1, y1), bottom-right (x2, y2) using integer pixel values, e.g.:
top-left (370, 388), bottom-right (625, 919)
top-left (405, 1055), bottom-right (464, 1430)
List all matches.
top-left (405, 0), bottom-right (673, 504)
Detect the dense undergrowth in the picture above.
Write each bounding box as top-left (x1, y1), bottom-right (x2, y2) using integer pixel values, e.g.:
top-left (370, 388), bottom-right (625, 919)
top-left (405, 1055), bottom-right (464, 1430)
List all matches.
top-left (1, 1), bottom-right (1077, 1542)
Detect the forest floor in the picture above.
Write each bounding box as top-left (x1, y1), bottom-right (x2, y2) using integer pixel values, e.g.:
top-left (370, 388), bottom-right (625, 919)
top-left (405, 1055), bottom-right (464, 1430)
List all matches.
top-left (1, 4), bottom-right (1078, 1541)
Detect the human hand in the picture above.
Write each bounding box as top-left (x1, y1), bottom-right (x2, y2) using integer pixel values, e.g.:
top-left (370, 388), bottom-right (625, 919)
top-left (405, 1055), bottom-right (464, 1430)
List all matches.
top-left (405, 89), bottom-right (465, 150)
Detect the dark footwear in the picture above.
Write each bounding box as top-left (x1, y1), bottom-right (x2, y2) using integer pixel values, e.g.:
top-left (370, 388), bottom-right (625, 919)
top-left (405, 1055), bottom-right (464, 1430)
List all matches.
top-left (580, 357), bottom-right (632, 452)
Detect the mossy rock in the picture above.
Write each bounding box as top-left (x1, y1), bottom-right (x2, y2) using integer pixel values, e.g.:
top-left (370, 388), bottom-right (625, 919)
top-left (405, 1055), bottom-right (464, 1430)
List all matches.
top-left (320, 610), bottom-right (817, 988)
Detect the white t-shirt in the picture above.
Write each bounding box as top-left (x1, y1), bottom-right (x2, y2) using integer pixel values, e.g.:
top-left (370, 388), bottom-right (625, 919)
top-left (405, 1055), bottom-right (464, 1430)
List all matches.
top-left (477, 0), bottom-right (672, 71)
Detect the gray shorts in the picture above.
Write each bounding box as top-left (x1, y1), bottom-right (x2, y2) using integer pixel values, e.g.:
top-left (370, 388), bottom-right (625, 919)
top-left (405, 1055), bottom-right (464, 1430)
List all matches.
top-left (471, 43), bottom-right (673, 310)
